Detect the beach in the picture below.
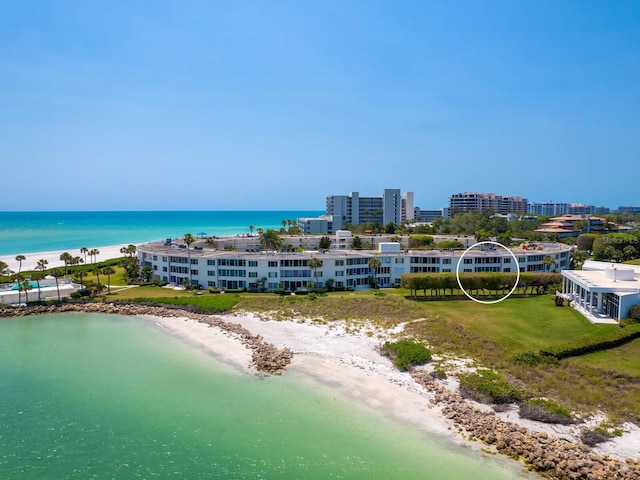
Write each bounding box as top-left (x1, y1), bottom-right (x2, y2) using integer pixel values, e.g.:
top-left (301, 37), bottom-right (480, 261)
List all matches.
top-left (0, 244), bottom-right (132, 273)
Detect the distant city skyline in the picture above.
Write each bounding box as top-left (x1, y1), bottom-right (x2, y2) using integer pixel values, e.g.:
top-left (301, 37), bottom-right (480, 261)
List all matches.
top-left (2, 1), bottom-right (639, 211)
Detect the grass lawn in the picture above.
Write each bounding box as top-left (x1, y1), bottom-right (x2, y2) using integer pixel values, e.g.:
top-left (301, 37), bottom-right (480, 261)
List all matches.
top-left (414, 296), bottom-right (620, 354)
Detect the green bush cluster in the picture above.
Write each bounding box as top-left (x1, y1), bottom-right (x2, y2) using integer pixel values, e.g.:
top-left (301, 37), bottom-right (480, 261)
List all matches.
top-left (383, 339), bottom-right (432, 371)
top-left (629, 305), bottom-right (640, 322)
top-left (512, 351), bottom-right (540, 366)
top-left (518, 398), bottom-right (574, 424)
top-left (540, 324), bottom-right (640, 359)
top-left (458, 369), bottom-right (522, 404)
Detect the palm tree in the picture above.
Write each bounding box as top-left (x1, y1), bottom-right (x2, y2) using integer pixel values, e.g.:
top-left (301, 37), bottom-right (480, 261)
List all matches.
top-left (259, 229), bottom-right (282, 251)
top-left (70, 256), bottom-right (83, 275)
top-left (15, 254), bottom-right (26, 273)
top-left (543, 255), bottom-right (556, 272)
top-left (36, 258), bottom-right (49, 273)
top-left (60, 252), bottom-right (73, 278)
top-left (0, 260), bottom-right (8, 284)
top-left (368, 257), bottom-right (382, 290)
top-left (51, 268), bottom-right (63, 302)
top-left (102, 266), bottom-right (115, 294)
top-left (93, 266), bottom-right (101, 293)
top-left (80, 247), bottom-right (89, 264)
top-left (32, 271), bottom-right (44, 301)
top-left (21, 279), bottom-right (33, 304)
top-left (249, 225), bottom-right (255, 236)
top-left (14, 274), bottom-right (24, 304)
top-left (183, 233), bottom-right (195, 289)
top-left (308, 257), bottom-right (323, 289)
top-left (89, 248), bottom-right (100, 264)
top-left (75, 270), bottom-right (87, 288)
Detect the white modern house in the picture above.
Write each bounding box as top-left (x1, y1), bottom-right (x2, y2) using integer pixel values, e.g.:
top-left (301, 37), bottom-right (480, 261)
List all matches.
top-left (561, 261), bottom-right (640, 324)
top-left (138, 235), bottom-right (571, 292)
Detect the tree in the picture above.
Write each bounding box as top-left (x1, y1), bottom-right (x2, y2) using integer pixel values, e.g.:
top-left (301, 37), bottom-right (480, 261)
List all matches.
top-left (89, 248), bottom-right (100, 264)
top-left (319, 236), bottom-right (331, 250)
top-left (36, 258), bottom-right (48, 273)
top-left (51, 268), bottom-right (63, 302)
top-left (257, 276), bottom-right (267, 293)
top-left (475, 229), bottom-right (491, 243)
top-left (75, 270), bottom-right (87, 288)
top-left (249, 225), bottom-right (255, 236)
top-left (15, 254), bottom-right (26, 273)
top-left (80, 247), bottom-right (89, 264)
top-left (259, 229), bottom-right (282, 251)
top-left (0, 260), bottom-right (9, 284)
top-left (543, 255), bottom-right (556, 272)
top-left (32, 271), bottom-right (45, 301)
top-left (14, 274), bottom-right (24, 304)
top-left (102, 266), bottom-right (115, 294)
top-left (368, 257), bottom-right (382, 290)
top-left (183, 233), bottom-right (195, 288)
top-left (141, 265), bottom-right (153, 282)
top-left (308, 257), bottom-right (323, 289)
top-left (60, 252), bottom-right (73, 277)
top-left (351, 235), bottom-right (363, 250)
top-left (20, 278), bottom-right (32, 304)
top-left (93, 266), bottom-right (102, 292)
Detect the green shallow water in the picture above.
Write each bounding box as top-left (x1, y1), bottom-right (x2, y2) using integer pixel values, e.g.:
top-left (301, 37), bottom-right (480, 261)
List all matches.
top-left (0, 313), bottom-right (533, 479)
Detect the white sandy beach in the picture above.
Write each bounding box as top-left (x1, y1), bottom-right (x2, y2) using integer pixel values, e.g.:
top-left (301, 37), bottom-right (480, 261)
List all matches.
top-left (148, 311), bottom-right (640, 462)
top-left (0, 244), bottom-right (133, 273)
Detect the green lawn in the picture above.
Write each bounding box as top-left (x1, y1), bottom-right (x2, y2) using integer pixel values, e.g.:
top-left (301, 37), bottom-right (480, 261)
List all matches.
top-left (415, 296), bottom-right (620, 354)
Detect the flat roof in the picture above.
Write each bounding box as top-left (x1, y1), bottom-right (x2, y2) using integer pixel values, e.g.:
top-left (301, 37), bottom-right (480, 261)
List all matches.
top-left (562, 269), bottom-right (640, 293)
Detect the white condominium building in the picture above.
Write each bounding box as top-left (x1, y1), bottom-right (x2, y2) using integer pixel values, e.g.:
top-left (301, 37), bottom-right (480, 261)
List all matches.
top-left (138, 237), bottom-right (571, 292)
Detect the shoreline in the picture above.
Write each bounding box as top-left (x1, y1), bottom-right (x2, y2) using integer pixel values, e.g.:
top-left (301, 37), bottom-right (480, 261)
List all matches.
top-left (0, 244), bottom-right (133, 272)
top-left (2, 303), bottom-right (639, 479)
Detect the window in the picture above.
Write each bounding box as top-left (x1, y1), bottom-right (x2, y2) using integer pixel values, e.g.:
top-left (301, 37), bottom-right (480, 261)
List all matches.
top-left (207, 270), bottom-right (215, 276)
top-left (442, 258), bottom-right (451, 264)
top-left (503, 258), bottom-right (511, 263)
top-left (153, 255), bottom-right (158, 261)
top-left (191, 259), bottom-right (198, 265)
top-left (463, 258), bottom-right (473, 264)
top-left (335, 259), bottom-right (344, 266)
top-left (268, 261), bottom-right (277, 267)
top-left (394, 258), bottom-right (404, 264)
top-left (208, 281), bottom-right (216, 287)
top-left (248, 272), bottom-right (258, 278)
top-left (207, 259), bottom-right (215, 266)
top-left (248, 260), bottom-right (258, 267)
top-left (153, 265), bottom-right (157, 270)
top-left (190, 269), bottom-right (198, 275)
top-left (268, 272), bottom-right (278, 278)
top-left (336, 271), bottom-right (344, 276)
top-left (162, 266), bottom-right (167, 272)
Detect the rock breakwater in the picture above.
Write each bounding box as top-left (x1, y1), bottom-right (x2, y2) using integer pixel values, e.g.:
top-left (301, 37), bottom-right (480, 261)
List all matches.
top-left (0, 303), bottom-right (293, 375)
top-left (412, 370), bottom-right (640, 479)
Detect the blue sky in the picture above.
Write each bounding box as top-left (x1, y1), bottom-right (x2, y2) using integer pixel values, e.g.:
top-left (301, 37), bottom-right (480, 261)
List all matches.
top-left (2, 1), bottom-right (638, 211)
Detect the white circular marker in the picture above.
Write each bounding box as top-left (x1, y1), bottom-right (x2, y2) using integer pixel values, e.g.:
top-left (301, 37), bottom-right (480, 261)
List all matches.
top-left (455, 241), bottom-right (521, 305)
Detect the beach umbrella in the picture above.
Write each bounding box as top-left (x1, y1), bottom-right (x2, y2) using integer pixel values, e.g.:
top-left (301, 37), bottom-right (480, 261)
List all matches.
top-left (197, 231), bottom-right (207, 236)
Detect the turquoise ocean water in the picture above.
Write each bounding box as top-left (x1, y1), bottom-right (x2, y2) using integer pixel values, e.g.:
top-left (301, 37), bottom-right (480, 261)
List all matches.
top-left (0, 211), bottom-right (322, 256)
top-left (0, 313), bottom-right (533, 479)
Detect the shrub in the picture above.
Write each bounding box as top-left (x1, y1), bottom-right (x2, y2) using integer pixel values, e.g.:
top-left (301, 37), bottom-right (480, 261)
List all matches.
top-left (519, 398), bottom-right (574, 424)
top-left (513, 351), bottom-right (540, 366)
top-left (629, 304), bottom-right (640, 322)
top-left (208, 288), bottom-right (221, 294)
top-left (459, 369), bottom-right (522, 404)
top-left (382, 340), bottom-right (432, 371)
top-left (580, 426), bottom-right (616, 447)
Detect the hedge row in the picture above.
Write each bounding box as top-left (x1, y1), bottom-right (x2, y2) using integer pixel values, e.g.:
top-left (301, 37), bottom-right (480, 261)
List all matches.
top-left (540, 324), bottom-right (640, 359)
